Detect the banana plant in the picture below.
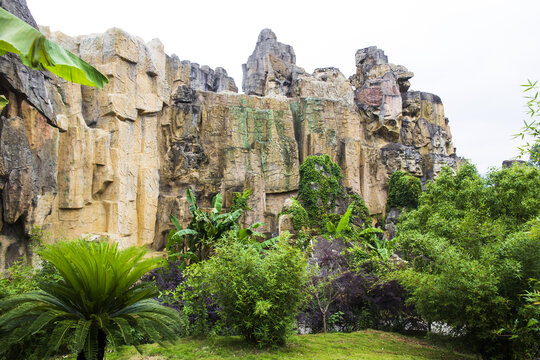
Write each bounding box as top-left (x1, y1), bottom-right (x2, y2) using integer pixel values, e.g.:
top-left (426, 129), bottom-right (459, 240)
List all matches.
top-left (167, 188), bottom-right (247, 265)
top-left (325, 202), bottom-right (355, 238)
top-left (0, 7), bottom-right (108, 89)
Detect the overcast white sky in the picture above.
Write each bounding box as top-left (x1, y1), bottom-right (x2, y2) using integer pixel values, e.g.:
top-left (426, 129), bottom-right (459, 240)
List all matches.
top-left (26, 0), bottom-right (540, 173)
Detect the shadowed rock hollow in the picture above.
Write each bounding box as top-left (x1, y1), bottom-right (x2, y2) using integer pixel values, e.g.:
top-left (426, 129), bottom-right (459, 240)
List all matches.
top-left (0, 2), bottom-right (458, 269)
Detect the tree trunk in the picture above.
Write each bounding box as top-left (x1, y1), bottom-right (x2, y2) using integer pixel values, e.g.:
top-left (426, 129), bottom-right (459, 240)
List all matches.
top-left (76, 329), bottom-right (107, 360)
top-left (97, 329), bottom-right (107, 360)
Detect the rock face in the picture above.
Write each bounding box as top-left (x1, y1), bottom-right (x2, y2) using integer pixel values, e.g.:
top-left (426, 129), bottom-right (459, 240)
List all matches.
top-left (0, 14), bottom-right (459, 267)
top-left (242, 29), bottom-right (305, 97)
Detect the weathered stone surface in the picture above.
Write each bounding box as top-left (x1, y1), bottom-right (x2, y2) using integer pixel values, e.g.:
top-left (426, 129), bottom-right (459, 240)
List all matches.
top-left (0, 21), bottom-right (460, 256)
top-left (502, 159), bottom-right (526, 168)
top-left (0, 116), bottom-right (33, 223)
top-left (242, 29), bottom-right (305, 97)
top-left (168, 56), bottom-right (238, 94)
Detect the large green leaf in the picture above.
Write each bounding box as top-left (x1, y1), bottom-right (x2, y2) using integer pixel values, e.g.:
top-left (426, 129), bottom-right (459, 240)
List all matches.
top-left (0, 95), bottom-right (7, 110)
top-left (211, 193), bottom-right (223, 216)
top-left (170, 215), bottom-right (182, 231)
top-left (0, 7), bottom-right (108, 89)
top-left (336, 202), bottom-right (354, 233)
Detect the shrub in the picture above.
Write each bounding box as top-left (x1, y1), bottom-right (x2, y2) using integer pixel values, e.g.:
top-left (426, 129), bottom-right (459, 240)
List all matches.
top-left (300, 237), bottom-right (422, 334)
top-left (191, 233), bottom-right (309, 346)
top-left (386, 171), bottom-right (422, 211)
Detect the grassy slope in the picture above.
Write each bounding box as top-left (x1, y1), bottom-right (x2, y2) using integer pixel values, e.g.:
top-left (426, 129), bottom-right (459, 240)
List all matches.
top-left (95, 330), bottom-right (475, 360)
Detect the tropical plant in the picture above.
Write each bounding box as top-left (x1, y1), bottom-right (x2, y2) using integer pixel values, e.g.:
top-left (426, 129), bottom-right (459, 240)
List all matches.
top-left (0, 239), bottom-right (181, 360)
top-left (167, 188), bottom-right (245, 265)
top-left (0, 7), bottom-right (108, 89)
top-left (0, 95), bottom-right (7, 111)
top-left (166, 189), bottom-right (263, 266)
top-left (325, 202), bottom-right (355, 237)
top-left (367, 237), bottom-right (395, 261)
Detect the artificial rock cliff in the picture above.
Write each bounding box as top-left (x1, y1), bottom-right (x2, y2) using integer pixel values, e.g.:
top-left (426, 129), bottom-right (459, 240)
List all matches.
top-left (0, 1), bottom-right (457, 269)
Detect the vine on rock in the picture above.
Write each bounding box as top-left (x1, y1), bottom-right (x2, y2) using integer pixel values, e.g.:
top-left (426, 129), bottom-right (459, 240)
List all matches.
top-left (298, 154), bottom-right (343, 226)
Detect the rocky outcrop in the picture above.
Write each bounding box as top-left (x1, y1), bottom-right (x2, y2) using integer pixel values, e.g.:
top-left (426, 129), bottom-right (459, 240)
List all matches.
top-left (0, 15), bottom-right (459, 263)
top-left (242, 29), bottom-right (305, 97)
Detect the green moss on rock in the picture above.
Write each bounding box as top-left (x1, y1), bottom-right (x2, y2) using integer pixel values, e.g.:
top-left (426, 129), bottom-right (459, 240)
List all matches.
top-left (298, 154), bottom-right (343, 226)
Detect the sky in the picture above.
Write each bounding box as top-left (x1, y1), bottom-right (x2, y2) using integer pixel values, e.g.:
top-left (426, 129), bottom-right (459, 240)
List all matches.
top-left (25, 0), bottom-right (540, 173)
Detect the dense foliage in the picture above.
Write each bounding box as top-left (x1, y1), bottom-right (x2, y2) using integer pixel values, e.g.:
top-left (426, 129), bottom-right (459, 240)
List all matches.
top-left (396, 163), bottom-right (540, 359)
top-left (298, 154), bottom-right (343, 225)
top-left (279, 198), bottom-right (310, 230)
top-left (185, 233), bottom-right (309, 346)
top-left (300, 236), bottom-right (423, 335)
top-left (386, 171), bottom-right (422, 211)
top-left (0, 240), bottom-right (181, 360)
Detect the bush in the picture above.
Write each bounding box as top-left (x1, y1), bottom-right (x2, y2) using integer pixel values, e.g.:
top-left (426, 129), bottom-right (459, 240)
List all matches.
top-left (386, 171), bottom-right (422, 211)
top-left (300, 237), bottom-right (423, 334)
top-left (190, 233), bottom-right (309, 346)
top-left (396, 163), bottom-right (540, 359)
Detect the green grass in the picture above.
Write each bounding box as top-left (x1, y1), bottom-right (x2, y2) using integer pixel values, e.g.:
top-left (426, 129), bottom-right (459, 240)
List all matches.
top-left (72, 330), bottom-right (476, 360)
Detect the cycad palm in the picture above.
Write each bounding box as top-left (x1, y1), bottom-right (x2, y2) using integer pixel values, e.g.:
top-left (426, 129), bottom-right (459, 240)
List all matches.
top-left (0, 239), bottom-right (181, 360)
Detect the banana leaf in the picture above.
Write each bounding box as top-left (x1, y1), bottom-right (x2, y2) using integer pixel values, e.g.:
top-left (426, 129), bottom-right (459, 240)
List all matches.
top-left (0, 7), bottom-right (108, 89)
top-left (336, 202), bottom-right (354, 233)
top-left (0, 95), bottom-right (7, 110)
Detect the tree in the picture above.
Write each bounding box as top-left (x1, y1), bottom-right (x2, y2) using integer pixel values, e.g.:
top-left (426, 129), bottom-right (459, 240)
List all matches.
top-left (515, 80), bottom-right (540, 164)
top-left (0, 239), bottom-right (181, 360)
top-left (396, 163), bottom-right (540, 359)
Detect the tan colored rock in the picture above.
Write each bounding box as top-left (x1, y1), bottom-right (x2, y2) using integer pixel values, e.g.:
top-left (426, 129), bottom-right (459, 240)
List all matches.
top-left (0, 22), bottom-right (460, 258)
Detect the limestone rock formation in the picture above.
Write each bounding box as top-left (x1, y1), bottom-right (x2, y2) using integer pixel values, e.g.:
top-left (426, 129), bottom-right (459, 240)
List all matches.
top-left (0, 12), bottom-right (459, 266)
top-left (242, 29), bottom-right (305, 97)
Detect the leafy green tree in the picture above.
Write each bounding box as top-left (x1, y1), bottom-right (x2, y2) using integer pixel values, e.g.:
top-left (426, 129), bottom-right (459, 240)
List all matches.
top-left (0, 239), bottom-right (181, 360)
top-left (396, 163), bottom-right (540, 359)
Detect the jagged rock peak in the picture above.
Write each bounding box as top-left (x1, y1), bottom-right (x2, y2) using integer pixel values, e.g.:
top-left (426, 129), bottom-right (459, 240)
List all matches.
top-left (350, 46), bottom-right (414, 93)
top-left (242, 29), bottom-right (305, 97)
top-left (167, 56), bottom-right (238, 94)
